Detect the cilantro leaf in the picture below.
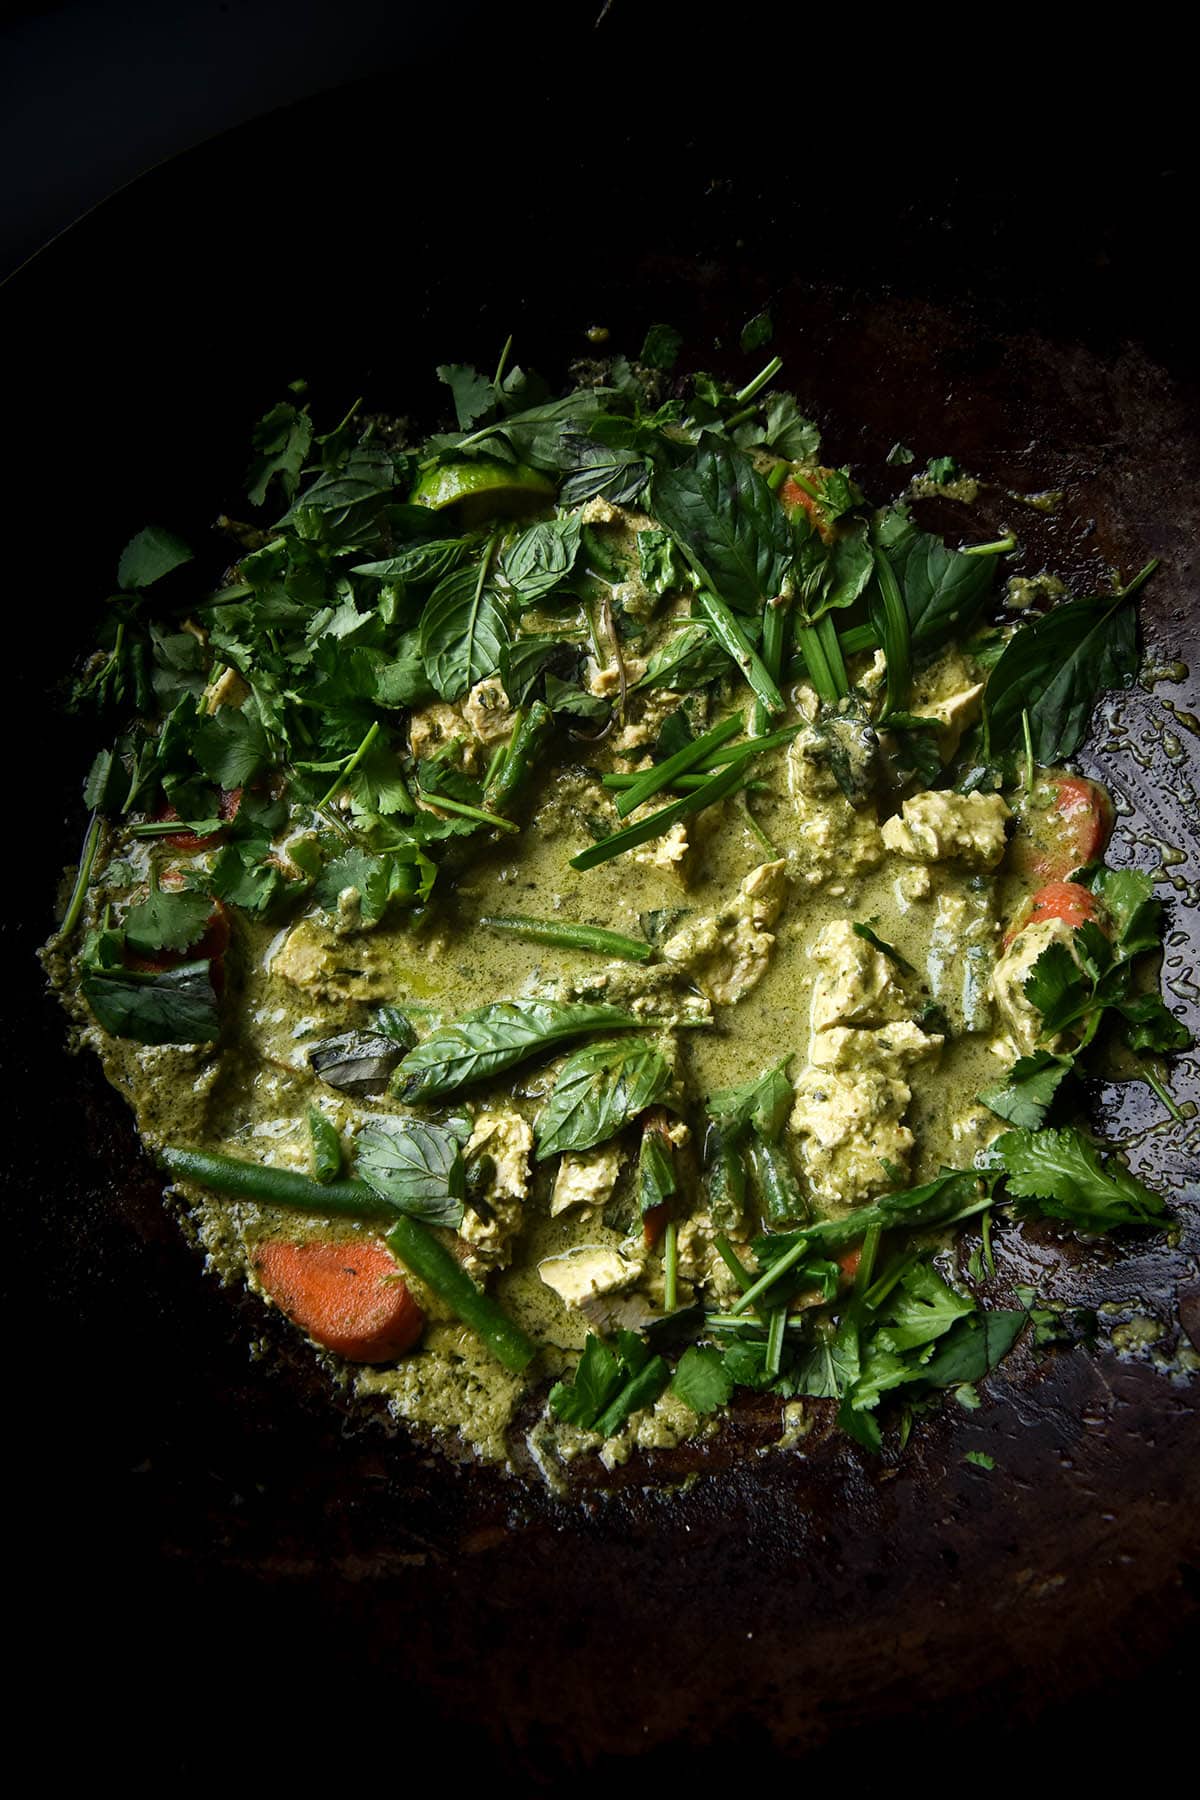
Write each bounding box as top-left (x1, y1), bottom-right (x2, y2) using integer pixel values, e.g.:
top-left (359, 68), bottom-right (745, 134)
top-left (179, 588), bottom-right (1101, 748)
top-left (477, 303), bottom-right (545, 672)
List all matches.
top-left (192, 707), bottom-right (270, 789)
top-left (313, 846), bottom-right (433, 924)
top-left (549, 1334), bottom-right (624, 1427)
top-left (996, 1127), bottom-right (1170, 1230)
top-left (118, 526), bottom-right (193, 591)
top-left (640, 323), bottom-right (683, 370)
top-left (436, 362), bottom-right (496, 430)
top-left (123, 884), bottom-right (212, 955)
top-left (671, 1345), bottom-right (734, 1415)
top-left (246, 400), bottom-right (314, 507)
top-left (979, 1051), bottom-right (1072, 1129)
top-left (549, 1331), bottom-right (670, 1435)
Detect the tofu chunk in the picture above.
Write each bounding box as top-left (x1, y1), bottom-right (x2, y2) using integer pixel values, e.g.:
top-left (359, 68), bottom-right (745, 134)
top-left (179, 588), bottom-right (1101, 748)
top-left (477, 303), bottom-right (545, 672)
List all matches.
top-left (661, 860), bottom-right (788, 1004)
top-left (990, 915), bottom-right (1076, 1054)
top-left (408, 700), bottom-right (481, 773)
top-left (787, 729), bottom-right (884, 889)
top-left (807, 1018), bottom-right (943, 1076)
top-left (882, 791), bottom-right (1010, 871)
top-left (459, 1109), bottom-right (532, 1275)
top-left (538, 1244), bottom-right (644, 1313)
top-left (463, 677), bottom-right (517, 746)
top-left (928, 888), bottom-right (998, 1033)
top-left (550, 1143), bottom-right (624, 1217)
top-left (809, 918), bottom-right (908, 1033)
top-left (269, 917), bottom-right (393, 1003)
top-left (908, 648), bottom-right (986, 760)
top-left (788, 1067), bottom-right (914, 1210)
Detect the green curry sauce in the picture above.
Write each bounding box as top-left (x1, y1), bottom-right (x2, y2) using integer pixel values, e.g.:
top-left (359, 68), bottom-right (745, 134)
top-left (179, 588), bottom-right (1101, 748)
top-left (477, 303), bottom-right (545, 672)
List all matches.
top-left (45, 336), bottom-right (1188, 1478)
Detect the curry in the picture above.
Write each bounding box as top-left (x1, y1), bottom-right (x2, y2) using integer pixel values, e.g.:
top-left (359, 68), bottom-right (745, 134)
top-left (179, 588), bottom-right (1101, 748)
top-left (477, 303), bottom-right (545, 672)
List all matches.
top-left (44, 332), bottom-right (1188, 1476)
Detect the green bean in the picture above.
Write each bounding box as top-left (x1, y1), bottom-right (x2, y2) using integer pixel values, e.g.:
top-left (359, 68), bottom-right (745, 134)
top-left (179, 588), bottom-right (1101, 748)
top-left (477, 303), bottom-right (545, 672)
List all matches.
top-left (161, 1145), bottom-right (396, 1220)
top-left (385, 1214), bottom-right (538, 1373)
top-left (483, 700), bottom-right (552, 814)
top-left (478, 913), bottom-right (652, 963)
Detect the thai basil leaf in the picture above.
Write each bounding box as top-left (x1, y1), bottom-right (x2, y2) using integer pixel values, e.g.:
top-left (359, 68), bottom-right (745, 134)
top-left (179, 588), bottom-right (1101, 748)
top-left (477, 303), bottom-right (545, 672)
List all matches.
top-left (420, 561), bottom-right (513, 701)
top-left (652, 444), bottom-right (790, 614)
top-left (984, 594), bottom-right (1139, 764)
top-left (355, 1118), bottom-right (465, 1227)
top-left (535, 1035), bottom-right (672, 1159)
top-left (392, 1001), bottom-right (644, 1103)
top-left (501, 516), bottom-right (582, 602)
top-left (877, 506), bottom-right (995, 648)
top-left (118, 525), bottom-right (193, 591)
top-left (308, 1031), bottom-right (404, 1097)
top-left (81, 959), bottom-right (220, 1045)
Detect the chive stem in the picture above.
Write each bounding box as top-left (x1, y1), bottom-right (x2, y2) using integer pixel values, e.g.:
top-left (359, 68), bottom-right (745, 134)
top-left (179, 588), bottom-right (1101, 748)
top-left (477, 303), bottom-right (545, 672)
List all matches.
top-left (615, 712), bottom-right (743, 818)
top-left (571, 760), bottom-right (745, 872)
top-left (316, 719), bottom-right (381, 810)
top-left (695, 588), bottom-right (786, 717)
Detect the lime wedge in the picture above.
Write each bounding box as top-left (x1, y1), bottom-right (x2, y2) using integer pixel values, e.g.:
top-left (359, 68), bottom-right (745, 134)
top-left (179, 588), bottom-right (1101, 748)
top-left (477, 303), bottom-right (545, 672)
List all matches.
top-left (410, 457), bottom-right (555, 524)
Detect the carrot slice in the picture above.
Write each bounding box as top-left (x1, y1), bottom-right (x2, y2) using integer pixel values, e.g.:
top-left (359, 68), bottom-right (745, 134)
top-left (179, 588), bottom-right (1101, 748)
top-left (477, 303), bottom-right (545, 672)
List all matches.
top-left (1011, 773), bottom-right (1113, 881)
top-left (252, 1238), bottom-right (425, 1362)
top-left (1003, 880), bottom-right (1101, 948)
top-left (156, 786), bottom-right (243, 852)
top-left (778, 473), bottom-right (837, 544)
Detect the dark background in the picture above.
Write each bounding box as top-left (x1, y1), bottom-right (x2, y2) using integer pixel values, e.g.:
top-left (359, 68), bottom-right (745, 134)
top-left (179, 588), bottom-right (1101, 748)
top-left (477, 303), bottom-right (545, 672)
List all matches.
top-left (4, 2), bottom-right (1197, 1780)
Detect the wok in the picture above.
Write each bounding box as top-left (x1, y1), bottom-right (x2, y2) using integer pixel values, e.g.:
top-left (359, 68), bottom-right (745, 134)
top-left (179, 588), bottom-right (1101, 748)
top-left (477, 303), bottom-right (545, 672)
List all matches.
top-left (7, 14), bottom-right (1198, 1775)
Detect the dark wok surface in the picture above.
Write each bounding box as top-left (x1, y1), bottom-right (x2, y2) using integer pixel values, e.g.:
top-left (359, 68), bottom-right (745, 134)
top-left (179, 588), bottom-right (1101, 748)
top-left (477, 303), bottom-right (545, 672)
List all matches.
top-left (7, 24), bottom-right (1198, 1771)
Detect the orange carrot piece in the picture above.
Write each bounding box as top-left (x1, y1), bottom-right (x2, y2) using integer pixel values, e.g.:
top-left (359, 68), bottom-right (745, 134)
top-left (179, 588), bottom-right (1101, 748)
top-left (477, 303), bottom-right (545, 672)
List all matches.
top-left (252, 1238), bottom-right (425, 1362)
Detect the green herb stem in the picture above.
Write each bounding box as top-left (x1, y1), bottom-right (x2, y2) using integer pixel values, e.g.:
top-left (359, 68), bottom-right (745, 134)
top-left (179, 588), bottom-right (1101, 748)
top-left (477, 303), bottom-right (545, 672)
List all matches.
top-left (869, 545), bottom-right (912, 718)
top-left (484, 700), bottom-right (552, 814)
top-left (961, 535), bottom-right (1017, 557)
top-left (57, 813), bottom-right (103, 941)
top-left (732, 356), bottom-right (783, 406)
top-left (316, 719), bottom-right (381, 810)
top-left (419, 790), bottom-right (521, 834)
